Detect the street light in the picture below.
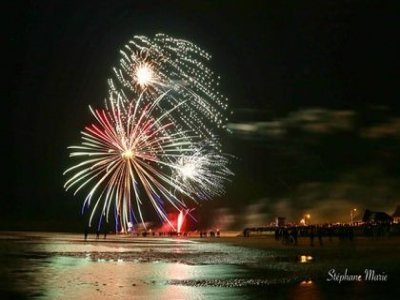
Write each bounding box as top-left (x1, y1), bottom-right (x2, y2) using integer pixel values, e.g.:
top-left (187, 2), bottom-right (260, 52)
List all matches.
top-left (350, 208), bottom-right (357, 224)
top-left (304, 214), bottom-right (311, 225)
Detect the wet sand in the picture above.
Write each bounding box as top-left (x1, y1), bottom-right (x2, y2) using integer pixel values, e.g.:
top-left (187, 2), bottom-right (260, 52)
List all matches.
top-left (1, 231), bottom-right (399, 299)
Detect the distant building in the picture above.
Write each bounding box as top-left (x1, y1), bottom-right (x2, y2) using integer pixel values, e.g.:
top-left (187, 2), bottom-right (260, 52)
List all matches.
top-left (275, 217), bottom-right (285, 227)
top-left (392, 205), bottom-right (400, 223)
top-left (362, 209), bottom-right (393, 223)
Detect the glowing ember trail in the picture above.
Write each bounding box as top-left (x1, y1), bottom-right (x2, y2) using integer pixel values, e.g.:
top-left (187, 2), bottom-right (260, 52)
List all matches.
top-left (177, 210), bottom-right (184, 233)
top-left (176, 209), bottom-right (195, 234)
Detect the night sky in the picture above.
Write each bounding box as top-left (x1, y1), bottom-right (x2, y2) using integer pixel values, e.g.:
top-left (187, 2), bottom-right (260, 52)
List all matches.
top-left (6, 1), bottom-right (400, 231)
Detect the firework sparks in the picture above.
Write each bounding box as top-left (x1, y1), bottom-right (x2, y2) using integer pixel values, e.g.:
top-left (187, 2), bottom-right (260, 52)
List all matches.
top-left (173, 143), bottom-right (233, 200)
top-left (134, 62), bottom-right (155, 88)
top-left (65, 34), bottom-right (233, 232)
top-left (64, 92), bottom-right (198, 231)
top-left (177, 208), bottom-right (194, 233)
top-left (112, 33), bottom-right (230, 145)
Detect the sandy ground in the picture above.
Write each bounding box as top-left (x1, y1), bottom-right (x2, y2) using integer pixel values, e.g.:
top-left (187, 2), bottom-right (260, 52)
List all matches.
top-left (1, 231), bottom-right (399, 299)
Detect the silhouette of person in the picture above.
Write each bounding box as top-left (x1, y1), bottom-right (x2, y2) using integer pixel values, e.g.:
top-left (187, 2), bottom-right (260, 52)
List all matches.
top-left (84, 227), bottom-right (88, 241)
top-left (317, 226), bottom-right (323, 246)
top-left (309, 226), bottom-right (315, 247)
top-left (291, 227), bottom-right (298, 245)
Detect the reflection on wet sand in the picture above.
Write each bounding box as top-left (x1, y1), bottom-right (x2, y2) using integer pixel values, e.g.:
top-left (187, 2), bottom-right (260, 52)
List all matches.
top-left (289, 280), bottom-right (321, 300)
top-left (0, 232), bottom-right (398, 299)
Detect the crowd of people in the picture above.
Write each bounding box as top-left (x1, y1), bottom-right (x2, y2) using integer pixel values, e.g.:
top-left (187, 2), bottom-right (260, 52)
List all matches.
top-left (243, 223), bottom-right (397, 246)
top-left (83, 228), bottom-right (222, 240)
top-left (273, 225), bottom-right (353, 246)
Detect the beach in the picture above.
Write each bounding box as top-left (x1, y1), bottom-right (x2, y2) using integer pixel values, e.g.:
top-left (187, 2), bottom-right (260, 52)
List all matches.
top-left (1, 231), bottom-right (399, 299)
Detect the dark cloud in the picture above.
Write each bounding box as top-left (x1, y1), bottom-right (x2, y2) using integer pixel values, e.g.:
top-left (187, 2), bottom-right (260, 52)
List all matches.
top-left (360, 118), bottom-right (400, 139)
top-left (211, 107), bottom-right (400, 229)
top-left (227, 108), bottom-right (355, 138)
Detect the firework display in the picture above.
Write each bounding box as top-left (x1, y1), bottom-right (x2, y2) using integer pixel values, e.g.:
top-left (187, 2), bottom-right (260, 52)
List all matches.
top-left (111, 33), bottom-right (229, 146)
top-left (172, 142), bottom-right (233, 200)
top-left (65, 34), bottom-right (232, 231)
